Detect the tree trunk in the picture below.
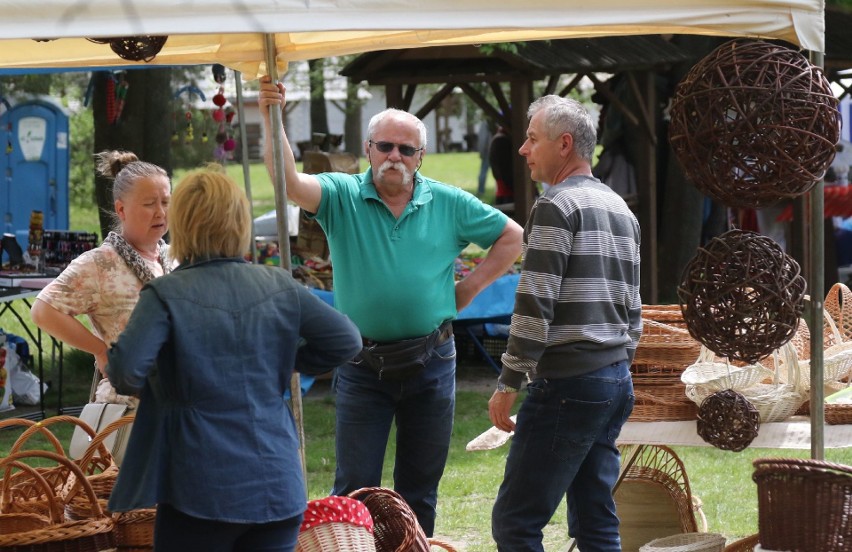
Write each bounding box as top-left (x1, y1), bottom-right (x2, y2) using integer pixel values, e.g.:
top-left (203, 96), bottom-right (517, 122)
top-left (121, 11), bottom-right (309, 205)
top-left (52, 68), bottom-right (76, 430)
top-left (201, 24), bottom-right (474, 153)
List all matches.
top-left (344, 78), bottom-right (363, 158)
top-left (308, 59), bottom-right (329, 143)
top-left (93, 69), bottom-right (173, 240)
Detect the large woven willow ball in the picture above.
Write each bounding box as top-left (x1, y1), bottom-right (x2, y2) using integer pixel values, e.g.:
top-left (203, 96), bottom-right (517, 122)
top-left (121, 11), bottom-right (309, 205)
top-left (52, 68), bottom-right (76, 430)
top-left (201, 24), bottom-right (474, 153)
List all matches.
top-left (669, 39), bottom-right (839, 209)
top-left (697, 389), bottom-right (760, 452)
top-left (678, 229), bottom-right (806, 364)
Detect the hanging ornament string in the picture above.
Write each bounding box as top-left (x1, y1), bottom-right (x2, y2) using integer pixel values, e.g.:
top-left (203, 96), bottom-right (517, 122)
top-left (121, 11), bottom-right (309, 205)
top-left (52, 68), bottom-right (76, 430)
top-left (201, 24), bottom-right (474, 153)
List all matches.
top-left (105, 74), bottom-right (117, 125)
top-left (172, 85), bottom-right (207, 147)
top-left (113, 74), bottom-right (129, 124)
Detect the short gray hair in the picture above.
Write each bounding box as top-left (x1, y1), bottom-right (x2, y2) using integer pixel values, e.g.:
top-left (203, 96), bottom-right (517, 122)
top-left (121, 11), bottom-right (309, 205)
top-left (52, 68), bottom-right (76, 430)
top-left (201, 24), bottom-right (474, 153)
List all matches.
top-left (367, 108), bottom-right (428, 150)
top-left (527, 95), bottom-right (597, 163)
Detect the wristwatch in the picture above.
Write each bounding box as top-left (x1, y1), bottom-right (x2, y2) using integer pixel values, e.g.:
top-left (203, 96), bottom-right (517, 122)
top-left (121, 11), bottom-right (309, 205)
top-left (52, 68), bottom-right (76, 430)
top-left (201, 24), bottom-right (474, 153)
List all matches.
top-left (496, 381), bottom-right (518, 394)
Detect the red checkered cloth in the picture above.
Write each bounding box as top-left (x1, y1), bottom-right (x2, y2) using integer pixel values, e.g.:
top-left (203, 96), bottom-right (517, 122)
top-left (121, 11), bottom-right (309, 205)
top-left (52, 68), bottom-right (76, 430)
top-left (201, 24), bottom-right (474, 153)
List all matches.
top-left (300, 496), bottom-right (374, 534)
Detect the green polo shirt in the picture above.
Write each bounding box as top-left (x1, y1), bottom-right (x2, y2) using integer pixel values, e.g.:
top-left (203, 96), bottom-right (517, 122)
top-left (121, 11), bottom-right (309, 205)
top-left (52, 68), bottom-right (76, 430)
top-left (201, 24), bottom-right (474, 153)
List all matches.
top-left (311, 168), bottom-right (508, 341)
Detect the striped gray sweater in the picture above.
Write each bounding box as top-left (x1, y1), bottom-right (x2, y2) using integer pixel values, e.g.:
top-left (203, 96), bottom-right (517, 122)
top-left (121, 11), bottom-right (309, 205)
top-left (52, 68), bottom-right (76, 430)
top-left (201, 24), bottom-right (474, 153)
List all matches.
top-left (499, 175), bottom-right (642, 389)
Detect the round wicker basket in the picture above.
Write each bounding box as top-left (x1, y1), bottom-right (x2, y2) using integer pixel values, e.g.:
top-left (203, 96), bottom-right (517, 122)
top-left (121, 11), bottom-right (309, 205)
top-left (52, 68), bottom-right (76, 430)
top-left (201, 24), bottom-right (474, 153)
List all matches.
top-left (640, 532), bottom-right (726, 552)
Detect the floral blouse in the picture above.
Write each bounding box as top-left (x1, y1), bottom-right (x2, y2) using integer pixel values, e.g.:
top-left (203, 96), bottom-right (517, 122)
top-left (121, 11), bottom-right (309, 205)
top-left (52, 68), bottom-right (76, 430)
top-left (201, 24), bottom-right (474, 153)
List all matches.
top-left (37, 243), bottom-right (169, 403)
top-left (37, 243), bottom-right (168, 347)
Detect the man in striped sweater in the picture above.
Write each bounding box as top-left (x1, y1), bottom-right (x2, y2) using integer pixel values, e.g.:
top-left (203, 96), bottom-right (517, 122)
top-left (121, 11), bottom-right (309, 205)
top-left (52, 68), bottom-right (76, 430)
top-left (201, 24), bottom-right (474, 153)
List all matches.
top-left (489, 95), bottom-right (642, 552)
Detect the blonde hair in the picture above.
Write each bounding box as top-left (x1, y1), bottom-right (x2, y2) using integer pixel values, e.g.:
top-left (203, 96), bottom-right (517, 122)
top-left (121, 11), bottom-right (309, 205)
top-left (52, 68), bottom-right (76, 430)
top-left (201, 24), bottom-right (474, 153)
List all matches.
top-left (168, 167), bottom-right (251, 263)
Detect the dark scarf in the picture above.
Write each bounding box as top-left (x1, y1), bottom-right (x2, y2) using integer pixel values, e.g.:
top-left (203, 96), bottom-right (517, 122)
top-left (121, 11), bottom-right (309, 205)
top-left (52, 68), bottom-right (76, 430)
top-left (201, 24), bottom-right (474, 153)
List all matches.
top-left (104, 231), bottom-right (170, 284)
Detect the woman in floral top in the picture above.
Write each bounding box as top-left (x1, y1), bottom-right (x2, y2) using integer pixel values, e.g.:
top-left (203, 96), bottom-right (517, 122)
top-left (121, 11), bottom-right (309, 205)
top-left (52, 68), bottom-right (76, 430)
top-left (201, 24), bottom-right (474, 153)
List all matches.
top-left (31, 150), bottom-right (172, 404)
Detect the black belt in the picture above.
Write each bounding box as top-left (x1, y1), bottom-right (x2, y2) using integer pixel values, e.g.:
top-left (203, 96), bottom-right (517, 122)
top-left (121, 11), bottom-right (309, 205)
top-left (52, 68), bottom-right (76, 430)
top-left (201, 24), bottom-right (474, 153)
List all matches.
top-left (362, 320), bottom-right (453, 348)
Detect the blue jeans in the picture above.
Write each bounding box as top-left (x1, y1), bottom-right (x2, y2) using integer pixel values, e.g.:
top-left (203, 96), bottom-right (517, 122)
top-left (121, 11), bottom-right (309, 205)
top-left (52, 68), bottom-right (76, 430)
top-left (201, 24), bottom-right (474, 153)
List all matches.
top-left (492, 361), bottom-right (634, 552)
top-left (154, 503), bottom-right (301, 552)
top-left (332, 338), bottom-right (457, 537)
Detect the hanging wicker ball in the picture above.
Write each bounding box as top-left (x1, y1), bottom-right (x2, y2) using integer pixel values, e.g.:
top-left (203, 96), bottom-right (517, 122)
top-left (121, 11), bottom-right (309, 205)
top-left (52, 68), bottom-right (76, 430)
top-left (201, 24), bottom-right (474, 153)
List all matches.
top-left (678, 229), bottom-right (806, 364)
top-left (107, 36), bottom-right (168, 62)
top-left (669, 39), bottom-right (839, 209)
top-left (697, 389), bottom-right (761, 452)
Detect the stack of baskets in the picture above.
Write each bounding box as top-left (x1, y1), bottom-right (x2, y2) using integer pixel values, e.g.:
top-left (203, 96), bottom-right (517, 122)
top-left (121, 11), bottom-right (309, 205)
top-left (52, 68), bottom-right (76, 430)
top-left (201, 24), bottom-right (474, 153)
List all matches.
top-left (0, 413), bottom-right (154, 552)
top-left (0, 416), bottom-right (117, 552)
top-left (681, 341), bottom-right (808, 424)
top-left (630, 305), bottom-right (702, 422)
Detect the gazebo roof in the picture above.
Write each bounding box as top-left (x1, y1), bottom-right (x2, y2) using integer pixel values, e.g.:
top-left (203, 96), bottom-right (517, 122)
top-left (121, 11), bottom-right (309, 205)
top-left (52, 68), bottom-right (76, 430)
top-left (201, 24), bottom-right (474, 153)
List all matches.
top-left (341, 35), bottom-right (693, 84)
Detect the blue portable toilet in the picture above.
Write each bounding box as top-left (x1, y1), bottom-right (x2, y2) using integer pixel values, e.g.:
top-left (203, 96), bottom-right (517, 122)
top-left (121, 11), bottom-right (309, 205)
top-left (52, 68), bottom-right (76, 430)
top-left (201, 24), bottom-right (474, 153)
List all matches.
top-left (0, 97), bottom-right (70, 262)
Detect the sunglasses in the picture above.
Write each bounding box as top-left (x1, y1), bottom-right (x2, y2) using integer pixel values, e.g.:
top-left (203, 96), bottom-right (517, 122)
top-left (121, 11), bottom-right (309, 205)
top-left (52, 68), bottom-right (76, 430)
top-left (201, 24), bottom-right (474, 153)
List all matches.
top-left (369, 140), bottom-right (423, 157)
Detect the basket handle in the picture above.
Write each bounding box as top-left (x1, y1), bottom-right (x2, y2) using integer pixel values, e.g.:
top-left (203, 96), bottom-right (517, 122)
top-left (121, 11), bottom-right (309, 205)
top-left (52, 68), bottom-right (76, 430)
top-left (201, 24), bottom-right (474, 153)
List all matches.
top-left (63, 413), bottom-right (136, 503)
top-left (0, 459), bottom-right (65, 523)
top-left (77, 412), bottom-right (136, 470)
top-left (2, 417), bottom-right (69, 489)
top-left (0, 450), bottom-right (107, 520)
top-left (10, 415), bottom-right (101, 458)
top-left (825, 282), bottom-right (852, 342)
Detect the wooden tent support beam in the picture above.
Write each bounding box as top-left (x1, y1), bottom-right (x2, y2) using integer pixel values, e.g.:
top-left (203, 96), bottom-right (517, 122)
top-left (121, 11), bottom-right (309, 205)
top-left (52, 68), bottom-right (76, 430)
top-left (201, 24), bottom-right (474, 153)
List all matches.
top-left (412, 83), bottom-right (455, 121)
top-left (402, 83), bottom-right (418, 112)
top-left (626, 71), bottom-right (657, 145)
top-left (557, 73), bottom-right (585, 98)
top-left (587, 73), bottom-right (641, 128)
top-left (489, 82), bottom-right (512, 125)
top-left (544, 74), bottom-right (560, 95)
top-left (459, 83), bottom-right (504, 126)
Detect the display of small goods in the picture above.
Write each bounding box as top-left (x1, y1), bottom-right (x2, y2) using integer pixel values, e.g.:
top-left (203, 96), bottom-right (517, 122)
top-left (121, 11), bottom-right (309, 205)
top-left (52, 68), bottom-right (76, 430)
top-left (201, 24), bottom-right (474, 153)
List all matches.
top-left (41, 230), bottom-right (99, 272)
top-left (455, 248), bottom-right (522, 281)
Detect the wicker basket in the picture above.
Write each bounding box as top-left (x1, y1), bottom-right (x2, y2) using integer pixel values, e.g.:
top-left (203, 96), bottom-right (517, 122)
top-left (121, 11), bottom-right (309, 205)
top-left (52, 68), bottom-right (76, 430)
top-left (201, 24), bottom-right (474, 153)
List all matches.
top-left (70, 413), bottom-right (137, 501)
top-left (630, 386), bottom-right (697, 422)
top-left (298, 521), bottom-right (376, 552)
top-left (687, 343), bottom-right (807, 423)
top-left (113, 508), bottom-right (156, 551)
top-left (0, 450), bottom-right (115, 552)
top-left (347, 487), bottom-right (453, 552)
top-left (634, 320), bottom-right (703, 370)
top-left (681, 347), bottom-right (775, 393)
top-left (616, 446), bottom-right (703, 551)
top-left (796, 311), bottom-right (852, 390)
top-left (752, 458), bottom-right (852, 551)
top-left (825, 282), bottom-right (852, 343)
top-left (639, 532), bottom-right (726, 552)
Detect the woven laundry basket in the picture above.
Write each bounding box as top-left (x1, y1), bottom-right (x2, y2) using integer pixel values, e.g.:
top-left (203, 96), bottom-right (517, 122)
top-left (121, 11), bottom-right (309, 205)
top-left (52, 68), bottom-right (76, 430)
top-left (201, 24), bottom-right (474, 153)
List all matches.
top-left (640, 532), bottom-right (726, 552)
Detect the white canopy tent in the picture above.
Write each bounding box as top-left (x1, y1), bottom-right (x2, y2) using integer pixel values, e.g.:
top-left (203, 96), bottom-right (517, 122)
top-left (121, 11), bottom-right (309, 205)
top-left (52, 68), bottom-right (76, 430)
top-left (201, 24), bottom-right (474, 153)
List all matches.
top-left (0, 0), bottom-right (831, 459)
top-left (0, 0), bottom-right (826, 78)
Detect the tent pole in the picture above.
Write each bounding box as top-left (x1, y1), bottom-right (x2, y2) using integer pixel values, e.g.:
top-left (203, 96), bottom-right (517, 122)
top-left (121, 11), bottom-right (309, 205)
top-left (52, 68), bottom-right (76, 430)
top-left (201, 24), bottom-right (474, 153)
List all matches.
top-left (233, 69), bottom-right (258, 264)
top-left (807, 50), bottom-right (825, 461)
top-left (264, 33), bottom-right (308, 483)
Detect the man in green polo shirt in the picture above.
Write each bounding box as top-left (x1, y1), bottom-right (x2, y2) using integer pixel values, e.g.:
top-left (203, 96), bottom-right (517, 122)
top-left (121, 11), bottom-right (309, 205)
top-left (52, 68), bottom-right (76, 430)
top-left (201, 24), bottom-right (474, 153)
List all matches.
top-left (259, 77), bottom-right (523, 536)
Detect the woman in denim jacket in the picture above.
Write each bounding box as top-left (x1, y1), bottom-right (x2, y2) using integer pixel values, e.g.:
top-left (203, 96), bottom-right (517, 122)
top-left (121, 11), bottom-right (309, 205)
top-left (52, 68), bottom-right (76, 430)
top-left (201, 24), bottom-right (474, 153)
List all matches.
top-left (105, 168), bottom-right (362, 552)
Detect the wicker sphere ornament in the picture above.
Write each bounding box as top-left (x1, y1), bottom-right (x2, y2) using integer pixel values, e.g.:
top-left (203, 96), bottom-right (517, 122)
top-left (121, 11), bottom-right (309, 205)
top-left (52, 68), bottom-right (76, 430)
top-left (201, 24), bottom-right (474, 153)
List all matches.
top-left (678, 229), bottom-right (806, 364)
top-left (669, 39), bottom-right (839, 209)
top-left (108, 36), bottom-right (168, 62)
top-left (697, 389), bottom-right (761, 452)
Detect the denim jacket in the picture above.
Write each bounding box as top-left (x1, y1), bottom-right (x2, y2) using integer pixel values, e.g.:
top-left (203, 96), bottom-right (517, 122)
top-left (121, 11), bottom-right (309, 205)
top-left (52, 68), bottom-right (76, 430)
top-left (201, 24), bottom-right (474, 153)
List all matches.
top-left (105, 257), bottom-right (362, 522)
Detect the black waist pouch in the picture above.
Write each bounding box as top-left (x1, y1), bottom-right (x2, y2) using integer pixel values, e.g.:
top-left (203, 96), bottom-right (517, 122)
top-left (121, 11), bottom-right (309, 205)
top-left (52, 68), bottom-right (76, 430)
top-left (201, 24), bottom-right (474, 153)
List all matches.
top-left (358, 323), bottom-right (449, 381)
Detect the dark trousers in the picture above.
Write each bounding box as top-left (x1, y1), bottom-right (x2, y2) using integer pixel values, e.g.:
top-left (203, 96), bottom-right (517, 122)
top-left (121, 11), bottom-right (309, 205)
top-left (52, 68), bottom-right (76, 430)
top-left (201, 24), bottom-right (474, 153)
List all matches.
top-left (154, 503), bottom-right (302, 552)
